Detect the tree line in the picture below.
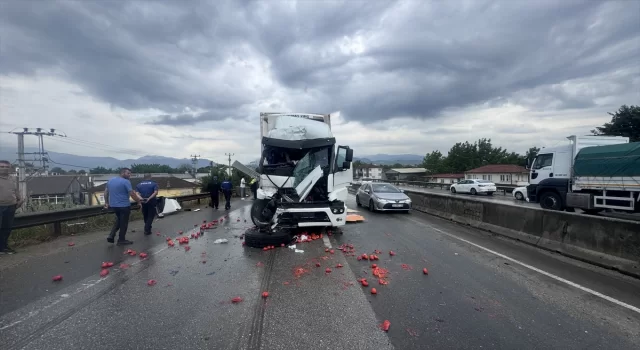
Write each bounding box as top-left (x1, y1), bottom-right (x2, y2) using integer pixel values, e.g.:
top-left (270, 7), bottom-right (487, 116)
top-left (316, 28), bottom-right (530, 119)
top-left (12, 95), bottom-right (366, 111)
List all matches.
top-left (50, 163), bottom-right (221, 175)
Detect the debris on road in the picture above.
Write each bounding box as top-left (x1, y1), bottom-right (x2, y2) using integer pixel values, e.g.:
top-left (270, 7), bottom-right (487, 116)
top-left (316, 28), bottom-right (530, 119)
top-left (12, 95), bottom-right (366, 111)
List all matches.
top-left (371, 288), bottom-right (377, 295)
top-left (231, 297), bottom-right (243, 303)
top-left (389, 251), bottom-right (396, 256)
top-left (125, 249), bottom-right (137, 256)
top-left (99, 269), bottom-right (109, 277)
top-left (147, 279), bottom-right (157, 286)
top-left (262, 291), bottom-right (269, 298)
top-left (346, 214), bottom-right (364, 223)
top-left (52, 275), bottom-right (63, 282)
top-left (120, 263), bottom-right (130, 269)
top-left (139, 252), bottom-right (148, 259)
top-left (184, 246), bottom-right (191, 252)
top-left (167, 239), bottom-right (175, 247)
top-left (325, 268), bottom-right (332, 274)
top-left (423, 268), bottom-right (429, 275)
top-left (336, 263), bottom-right (343, 268)
top-left (67, 242), bottom-right (75, 247)
top-left (101, 262), bottom-right (114, 268)
top-left (213, 239), bottom-right (228, 244)
top-left (381, 320), bottom-right (391, 332)
top-left (401, 264), bottom-right (413, 271)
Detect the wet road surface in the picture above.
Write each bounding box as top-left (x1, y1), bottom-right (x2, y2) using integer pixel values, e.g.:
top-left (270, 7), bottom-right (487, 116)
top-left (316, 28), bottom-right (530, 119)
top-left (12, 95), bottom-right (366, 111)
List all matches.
top-left (1, 196), bottom-right (639, 349)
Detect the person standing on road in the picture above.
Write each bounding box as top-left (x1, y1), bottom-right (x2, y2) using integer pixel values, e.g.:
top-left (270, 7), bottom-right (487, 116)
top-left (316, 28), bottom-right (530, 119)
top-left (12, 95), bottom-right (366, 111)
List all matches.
top-left (220, 177), bottom-right (233, 210)
top-left (240, 177), bottom-right (246, 200)
top-left (250, 177), bottom-right (258, 200)
top-left (207, 176), bottom-right (221, 209)
top-left (135, 173), bottom-right (159, 235)
top-left (0, 160), bottom-right (23, 255)
top-left (104, 168), bottom-right (142, 245)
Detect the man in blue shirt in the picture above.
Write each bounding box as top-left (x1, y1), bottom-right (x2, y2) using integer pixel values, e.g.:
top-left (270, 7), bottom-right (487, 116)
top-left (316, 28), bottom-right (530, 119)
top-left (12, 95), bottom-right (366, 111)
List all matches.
top-left (104, 168), bottom-right (142, 245)
top-left (220, 177), bottom-right (233, 210)
top-left (135, 173), bottom-right (159, 235)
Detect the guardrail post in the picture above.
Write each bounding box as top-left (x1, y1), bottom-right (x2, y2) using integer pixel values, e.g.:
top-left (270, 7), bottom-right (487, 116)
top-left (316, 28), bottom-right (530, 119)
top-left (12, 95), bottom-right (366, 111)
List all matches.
top-left (53, 222), bottom-right (62, 237)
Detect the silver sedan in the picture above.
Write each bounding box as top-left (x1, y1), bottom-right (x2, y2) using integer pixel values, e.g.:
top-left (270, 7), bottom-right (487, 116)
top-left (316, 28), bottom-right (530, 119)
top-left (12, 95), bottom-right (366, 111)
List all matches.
top-left (355, 182), bottom-right (412, 213)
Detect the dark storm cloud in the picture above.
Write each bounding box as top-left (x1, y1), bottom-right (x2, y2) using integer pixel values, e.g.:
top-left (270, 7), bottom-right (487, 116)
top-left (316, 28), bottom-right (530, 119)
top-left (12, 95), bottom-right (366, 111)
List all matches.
top-left (1, 0), bottom-right (638, 125)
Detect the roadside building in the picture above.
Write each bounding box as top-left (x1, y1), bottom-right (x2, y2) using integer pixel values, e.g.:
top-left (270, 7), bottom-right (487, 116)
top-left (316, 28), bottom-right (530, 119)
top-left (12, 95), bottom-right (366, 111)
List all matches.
top-left (426, 173), bottom-right (465, 184)
top-left (384, 168), bottom-right (428, 181)
top-left (354, 164), bottom-right (384, 180)
top-left (89, 176), bottom-right (200, 205)
top-left (464, 165), bottom-right (529, 185)
top-left (26, 175), bottom-right (90, 206)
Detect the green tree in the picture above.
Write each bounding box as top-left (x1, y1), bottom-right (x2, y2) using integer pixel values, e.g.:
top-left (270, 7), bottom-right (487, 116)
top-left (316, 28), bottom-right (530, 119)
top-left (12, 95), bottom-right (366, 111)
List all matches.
top-left (422, 150), bottom-right (447, 174)
top-left (591, 105), bottom-right (639, 142)
top-left (67, 169), bottom-right (78, 174)
top-left (89, 166), bottom-right (114, 174)
top-left (50, 167), bottom-right (67, 175)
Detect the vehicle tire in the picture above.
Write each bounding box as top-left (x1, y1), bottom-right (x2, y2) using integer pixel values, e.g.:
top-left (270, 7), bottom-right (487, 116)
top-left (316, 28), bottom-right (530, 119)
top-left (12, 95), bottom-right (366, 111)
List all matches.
top-left (244, 227), bottom-right (293, 248)
top-left (356, 195), bottom-right (362, 207)
top-left (250, 199), bottom-right (272, 230)
top-left (515, 191), bottom-right (524, 200)
top-left (470, 188), bottom-right (477, 195)
top-left (539, 191), bottom-right (564, 211)
top-left (450, 187), bottom-right (456, 194)
top-left (487, 192), bottom-right (494, 196)
top-left (369, 200), bottom-right (376, 212)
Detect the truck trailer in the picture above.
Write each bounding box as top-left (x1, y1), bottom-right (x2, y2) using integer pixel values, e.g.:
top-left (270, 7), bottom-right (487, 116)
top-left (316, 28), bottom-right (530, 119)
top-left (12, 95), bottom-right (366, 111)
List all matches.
top-left (241, 112), bottom-right (354, 247)
top-left (527, 135), bottom-right (640, 213)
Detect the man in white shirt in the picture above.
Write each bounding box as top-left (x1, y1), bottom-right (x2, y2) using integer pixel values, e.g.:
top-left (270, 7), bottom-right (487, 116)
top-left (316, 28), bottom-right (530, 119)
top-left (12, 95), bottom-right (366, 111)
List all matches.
top-left (240, 177), bottom-right (246, 200)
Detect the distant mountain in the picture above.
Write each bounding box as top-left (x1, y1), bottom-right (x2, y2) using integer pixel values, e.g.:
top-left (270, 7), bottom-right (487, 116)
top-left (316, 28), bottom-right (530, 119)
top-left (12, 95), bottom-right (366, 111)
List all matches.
top-left (355, 153), bottom-right (423, 166)
top-left (0, 147), bottom-right (216, 171)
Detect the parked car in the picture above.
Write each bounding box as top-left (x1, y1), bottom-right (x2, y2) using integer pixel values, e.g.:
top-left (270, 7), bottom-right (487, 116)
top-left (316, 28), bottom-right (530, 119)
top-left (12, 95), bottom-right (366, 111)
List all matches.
top-left (355, 182), bottom-right (411, 213)
top-left (512, 186), bottom-right (528, 201)
top-left (450, 179), bottom-right (497, 196)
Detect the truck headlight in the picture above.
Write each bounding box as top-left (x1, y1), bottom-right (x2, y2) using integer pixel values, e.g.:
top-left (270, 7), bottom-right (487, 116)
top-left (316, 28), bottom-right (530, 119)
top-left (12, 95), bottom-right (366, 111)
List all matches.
top-left (331, 207), bottom-right (345, 214)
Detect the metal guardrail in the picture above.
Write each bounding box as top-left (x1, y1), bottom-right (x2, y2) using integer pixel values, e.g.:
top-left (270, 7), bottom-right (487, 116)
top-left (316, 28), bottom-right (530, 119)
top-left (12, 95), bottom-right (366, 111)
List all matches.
top-left (13, 192), bottom-right (210, 234)
top-left (353, 179), bottom-right (520, 195)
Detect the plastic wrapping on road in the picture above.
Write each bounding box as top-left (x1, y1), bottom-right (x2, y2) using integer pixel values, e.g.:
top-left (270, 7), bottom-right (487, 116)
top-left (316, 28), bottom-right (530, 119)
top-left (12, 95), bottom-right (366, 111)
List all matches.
top-left (214, 239), bottom-right (229, 244)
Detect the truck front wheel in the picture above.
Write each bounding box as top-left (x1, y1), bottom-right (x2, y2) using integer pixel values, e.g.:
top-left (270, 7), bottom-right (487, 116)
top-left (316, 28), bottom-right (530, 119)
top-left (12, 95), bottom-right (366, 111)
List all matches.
top-left (251, 199), bottom-right (272, 229)
top-left (539, 192), bottom-right (564, 211)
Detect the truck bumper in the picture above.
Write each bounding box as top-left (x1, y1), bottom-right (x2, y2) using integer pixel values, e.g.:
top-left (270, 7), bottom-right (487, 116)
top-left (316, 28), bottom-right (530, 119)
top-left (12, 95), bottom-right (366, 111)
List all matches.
top-left (273, 201), bottom-right (347, 229)
top-left (526, 184), bottom-right (538, 202)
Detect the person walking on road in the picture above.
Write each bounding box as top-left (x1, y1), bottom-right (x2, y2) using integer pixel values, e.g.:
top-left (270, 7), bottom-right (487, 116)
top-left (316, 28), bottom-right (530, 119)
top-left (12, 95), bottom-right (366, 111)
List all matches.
top-left (0, 160), bottom-right (23, 255)
top-left (135, 173), bottom-right (159, 235)
top-left (250, 177), bottom-right (258, 200)
top-left (207, 176), bottom-right (221, 209)
top-left (220, 177), bottom-right (233, 210)
top-left (240, 177), bottom-right (246, 200)
top-left (104, 168), bottom-right (142, 245)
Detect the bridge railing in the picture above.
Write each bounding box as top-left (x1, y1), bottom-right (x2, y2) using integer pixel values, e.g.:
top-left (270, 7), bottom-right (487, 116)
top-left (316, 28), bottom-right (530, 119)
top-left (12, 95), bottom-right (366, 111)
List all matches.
top-left (13, 193), bottom-right (210, 235)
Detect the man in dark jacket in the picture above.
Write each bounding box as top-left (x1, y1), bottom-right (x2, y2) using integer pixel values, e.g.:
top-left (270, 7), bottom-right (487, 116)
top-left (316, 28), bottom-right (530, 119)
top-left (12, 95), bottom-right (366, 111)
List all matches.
top-left (135, 173), bottom-right (159, 235)
top-left (220, 177), bottom-right (233, 210)
top-left (207, 176), bottom-right (221, 209)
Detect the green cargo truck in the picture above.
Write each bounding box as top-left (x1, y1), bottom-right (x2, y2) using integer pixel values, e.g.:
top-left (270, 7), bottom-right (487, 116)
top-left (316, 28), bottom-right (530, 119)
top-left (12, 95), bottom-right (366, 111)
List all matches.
top-left (527, 135), bottom-right (640, 213)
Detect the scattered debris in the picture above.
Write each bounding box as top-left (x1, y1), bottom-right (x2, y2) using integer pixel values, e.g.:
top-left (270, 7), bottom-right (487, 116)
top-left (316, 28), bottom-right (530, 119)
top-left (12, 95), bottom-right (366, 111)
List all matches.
top-left (100, 269), bottom-right (109, 277)
top-left (380, 320), bottom-right (391, 332)
top-left (389, 251), bottom-right (396, 256)
top-left (52, 275), bottom-right (63, 282)
top-left (184, 246), bottom-right (191, 252)
top-left (101, 262), bottom-right (114, 268)
top-left (193, 209), bottom-right (201, 212)
top-left (206, 271), bottom-right (216, 276)
top-left (346, 214), bottom-right (365, 223)
top-left (120, 263), bottom-right (130, 269)
top-left (294, 249), bottom-right (304, 253)
top-left (139, 252), bottom-right (148, 259)
top-left (401, 264), bottom-right (413, 271)
top-left (231, 297), bottom-right (243, 303)
top-left (325, 268), bottom-right (332, 274)
top-left (213, 239), bottom-right (228, 244)
top-left (262, 291), bottom-right (269, 298)
top-left (423, 268), bottom-right (429, 275)
top-left (67, 242), bottom-right (75, 247)
top-left (371, 288), bottom-right (377, 295)
top-left (125, 249), bottom-right (137, 256)
top-left (147, 279), bottom-right (157, 286)
top-left (336, 263), bottom-right (343, 268)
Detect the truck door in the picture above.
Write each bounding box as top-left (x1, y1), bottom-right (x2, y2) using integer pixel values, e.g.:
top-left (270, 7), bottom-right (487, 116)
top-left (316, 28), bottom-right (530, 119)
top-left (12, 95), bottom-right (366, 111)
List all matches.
top-left (333, 145), bottom-right (353, 191)
top-left (530, 153), bottom-right (554, 184)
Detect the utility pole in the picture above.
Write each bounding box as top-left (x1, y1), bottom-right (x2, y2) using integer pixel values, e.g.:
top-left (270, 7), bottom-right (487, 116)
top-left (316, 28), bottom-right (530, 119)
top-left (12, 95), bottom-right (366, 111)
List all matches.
top-left (225, 153), bottom-right (234, 178)
top-left (11, 128), bottom-right (63, 208)
top-left (190, 154), bottom-right (200, 178)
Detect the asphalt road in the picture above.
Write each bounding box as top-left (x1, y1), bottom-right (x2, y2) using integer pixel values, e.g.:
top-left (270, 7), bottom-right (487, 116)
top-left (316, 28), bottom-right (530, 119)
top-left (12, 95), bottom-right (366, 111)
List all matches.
top-left (1, 196), bottom-right (639, 349)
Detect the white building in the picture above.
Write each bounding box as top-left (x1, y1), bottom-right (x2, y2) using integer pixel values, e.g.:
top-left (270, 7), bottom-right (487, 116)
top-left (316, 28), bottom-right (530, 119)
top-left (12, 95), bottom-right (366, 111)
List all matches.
top-left (464, 165), bottom-right (529, 186)
top-left (426, 173), bottom-right (465, 184)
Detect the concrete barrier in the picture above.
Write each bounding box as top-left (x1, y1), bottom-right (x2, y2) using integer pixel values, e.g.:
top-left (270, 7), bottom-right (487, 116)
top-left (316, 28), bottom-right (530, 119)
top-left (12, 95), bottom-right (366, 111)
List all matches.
top-left (404, 190), bottom-right (640, 278)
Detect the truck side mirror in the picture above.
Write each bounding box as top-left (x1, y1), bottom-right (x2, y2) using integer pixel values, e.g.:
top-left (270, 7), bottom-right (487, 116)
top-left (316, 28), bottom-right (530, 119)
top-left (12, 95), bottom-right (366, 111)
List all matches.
top-left (345, 148), bottom-right (353, 162)
top-left (342, 161), bottom-right (351, 170)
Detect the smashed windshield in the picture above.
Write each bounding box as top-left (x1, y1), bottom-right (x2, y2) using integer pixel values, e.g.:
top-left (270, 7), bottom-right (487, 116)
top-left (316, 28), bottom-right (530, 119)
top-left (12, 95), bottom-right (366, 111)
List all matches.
top-left (372, 183), bottom-right (401, 193)
top-left (292, 147), bottom-right (330, 187)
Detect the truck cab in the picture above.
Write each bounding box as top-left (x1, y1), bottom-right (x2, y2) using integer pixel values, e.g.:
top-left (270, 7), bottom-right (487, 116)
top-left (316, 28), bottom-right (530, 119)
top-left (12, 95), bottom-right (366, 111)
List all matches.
top-left (252, 112), bottom-right (354, 231)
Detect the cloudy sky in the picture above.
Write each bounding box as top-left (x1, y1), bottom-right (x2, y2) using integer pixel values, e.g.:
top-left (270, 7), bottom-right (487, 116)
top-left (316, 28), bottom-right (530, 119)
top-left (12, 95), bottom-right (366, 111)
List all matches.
top-left (1, 0), bottom-right (638, 164)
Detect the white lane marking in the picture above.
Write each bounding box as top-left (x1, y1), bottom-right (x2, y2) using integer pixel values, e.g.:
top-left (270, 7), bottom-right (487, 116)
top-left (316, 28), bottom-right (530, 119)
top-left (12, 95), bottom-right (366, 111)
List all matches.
top-left (322, 235), bottom-right (332, 249)
top-left (405, 216), bottom-right (640, 315)
top-left (0, 245), bottom-right (170, 331)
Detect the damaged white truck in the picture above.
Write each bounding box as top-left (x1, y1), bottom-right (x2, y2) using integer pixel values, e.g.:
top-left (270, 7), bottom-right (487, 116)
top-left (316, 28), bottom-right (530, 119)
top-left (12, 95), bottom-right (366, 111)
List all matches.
top-left (240, 112), bottom-right (354, 248)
